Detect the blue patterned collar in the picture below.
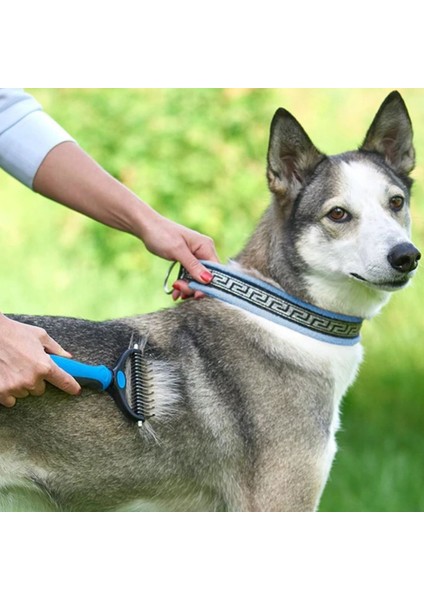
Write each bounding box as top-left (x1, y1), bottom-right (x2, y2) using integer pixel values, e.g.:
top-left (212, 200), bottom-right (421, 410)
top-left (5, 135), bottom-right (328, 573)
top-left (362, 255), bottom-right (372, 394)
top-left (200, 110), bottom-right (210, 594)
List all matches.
top-left (177, 261), bottom-right (363, 346)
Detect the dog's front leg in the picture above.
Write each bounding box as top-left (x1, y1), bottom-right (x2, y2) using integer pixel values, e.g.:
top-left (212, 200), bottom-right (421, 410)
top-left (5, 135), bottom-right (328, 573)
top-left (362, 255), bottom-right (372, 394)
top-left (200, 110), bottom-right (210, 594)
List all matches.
top-left (248, 450), bottom-right (327, 512)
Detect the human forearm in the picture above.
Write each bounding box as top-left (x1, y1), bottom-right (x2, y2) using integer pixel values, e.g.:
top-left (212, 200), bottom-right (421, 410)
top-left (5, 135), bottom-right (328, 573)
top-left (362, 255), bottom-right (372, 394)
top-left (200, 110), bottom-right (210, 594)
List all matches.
top-left (33, 141), bottom-right (153, 238)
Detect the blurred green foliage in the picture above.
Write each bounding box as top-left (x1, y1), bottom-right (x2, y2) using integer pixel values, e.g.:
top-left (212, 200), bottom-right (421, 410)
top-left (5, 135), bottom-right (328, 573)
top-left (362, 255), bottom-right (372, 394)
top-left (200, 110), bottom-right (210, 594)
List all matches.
top-left (1, 89), bottom-right (423, 511)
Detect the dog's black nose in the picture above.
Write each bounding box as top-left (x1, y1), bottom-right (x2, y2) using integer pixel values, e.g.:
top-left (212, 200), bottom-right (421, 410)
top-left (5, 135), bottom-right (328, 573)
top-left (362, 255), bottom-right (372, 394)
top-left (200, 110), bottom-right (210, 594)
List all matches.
top-left (388, 242), bottom-right (421, 273)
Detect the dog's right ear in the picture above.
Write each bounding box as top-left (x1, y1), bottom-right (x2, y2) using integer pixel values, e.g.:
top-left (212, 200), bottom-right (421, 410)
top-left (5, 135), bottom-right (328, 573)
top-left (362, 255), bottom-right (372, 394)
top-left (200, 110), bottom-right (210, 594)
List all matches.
top-left (267, 108), bottom-right (324, 204)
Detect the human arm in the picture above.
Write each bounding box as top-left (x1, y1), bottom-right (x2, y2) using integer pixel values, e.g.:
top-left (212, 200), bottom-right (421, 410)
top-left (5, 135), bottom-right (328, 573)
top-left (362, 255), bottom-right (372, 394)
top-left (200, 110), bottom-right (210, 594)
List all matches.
top-left (0, 88), bottom-right (218, 286)
top-left (31, 141), bottom-right (218, 287)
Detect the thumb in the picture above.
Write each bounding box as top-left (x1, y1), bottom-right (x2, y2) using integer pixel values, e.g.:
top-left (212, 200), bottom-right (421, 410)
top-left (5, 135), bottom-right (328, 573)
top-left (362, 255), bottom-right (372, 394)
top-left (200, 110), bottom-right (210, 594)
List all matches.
top-left (178, 250), bottom-right (214, 284)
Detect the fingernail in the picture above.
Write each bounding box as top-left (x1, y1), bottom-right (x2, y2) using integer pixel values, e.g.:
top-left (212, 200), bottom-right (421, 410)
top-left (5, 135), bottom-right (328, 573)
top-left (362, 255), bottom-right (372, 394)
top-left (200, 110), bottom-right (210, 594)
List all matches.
top-left (173, 282), bottom-right (183, 291)
top-left (201, 271), bottom-right (213, 283)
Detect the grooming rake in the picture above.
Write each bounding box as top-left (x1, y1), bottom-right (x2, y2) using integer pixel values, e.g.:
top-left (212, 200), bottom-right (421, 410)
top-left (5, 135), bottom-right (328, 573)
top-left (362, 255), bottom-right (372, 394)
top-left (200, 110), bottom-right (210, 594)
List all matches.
top-left (50, 342), bottom-right (155, 425)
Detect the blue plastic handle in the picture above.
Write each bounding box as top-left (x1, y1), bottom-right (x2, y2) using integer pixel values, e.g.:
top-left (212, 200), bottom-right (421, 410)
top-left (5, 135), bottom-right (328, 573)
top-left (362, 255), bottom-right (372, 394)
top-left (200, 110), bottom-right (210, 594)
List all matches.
top-left (50, 355), bottom-right (113, 391)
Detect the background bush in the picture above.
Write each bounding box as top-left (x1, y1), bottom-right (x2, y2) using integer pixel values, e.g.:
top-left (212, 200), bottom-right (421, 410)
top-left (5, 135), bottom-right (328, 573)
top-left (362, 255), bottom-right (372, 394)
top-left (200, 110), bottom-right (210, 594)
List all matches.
top-left (1, 89), bottom-right (423, 511)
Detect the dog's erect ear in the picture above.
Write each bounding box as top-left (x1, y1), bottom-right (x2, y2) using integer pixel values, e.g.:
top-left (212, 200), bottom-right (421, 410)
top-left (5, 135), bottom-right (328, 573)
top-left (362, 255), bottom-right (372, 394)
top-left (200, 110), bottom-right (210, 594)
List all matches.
top-left (267, 108), bottom-right (324, 203)
top-left (360, 91), bottom-right (415, 176)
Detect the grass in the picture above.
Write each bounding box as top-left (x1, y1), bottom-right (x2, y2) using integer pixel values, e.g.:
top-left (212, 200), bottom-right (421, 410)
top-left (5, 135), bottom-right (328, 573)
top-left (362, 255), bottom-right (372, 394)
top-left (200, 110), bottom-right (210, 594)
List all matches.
top-left (1, 88), bottom-right (423, 511)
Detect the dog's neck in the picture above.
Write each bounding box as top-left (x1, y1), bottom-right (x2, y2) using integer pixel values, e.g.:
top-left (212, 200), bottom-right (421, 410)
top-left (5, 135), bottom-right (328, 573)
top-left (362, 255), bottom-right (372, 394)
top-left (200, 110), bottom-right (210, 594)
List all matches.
top-left (236, 201), bottom-right (311, 300)
top-left (236, 201), bottom-right (390, 320)
top-left (235, 203), bottom-right (309, 290)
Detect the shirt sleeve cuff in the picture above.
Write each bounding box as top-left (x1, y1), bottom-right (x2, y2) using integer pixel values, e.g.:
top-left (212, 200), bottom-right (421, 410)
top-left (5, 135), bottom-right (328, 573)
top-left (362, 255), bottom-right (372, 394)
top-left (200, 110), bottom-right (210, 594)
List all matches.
top-left (0, 109), bottom-right (75, 189)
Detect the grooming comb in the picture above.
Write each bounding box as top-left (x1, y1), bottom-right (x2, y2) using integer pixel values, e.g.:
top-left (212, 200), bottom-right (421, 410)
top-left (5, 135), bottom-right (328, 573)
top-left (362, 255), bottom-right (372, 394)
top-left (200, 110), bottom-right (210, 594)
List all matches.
top-left (50, 342), bottom-right (155, 425)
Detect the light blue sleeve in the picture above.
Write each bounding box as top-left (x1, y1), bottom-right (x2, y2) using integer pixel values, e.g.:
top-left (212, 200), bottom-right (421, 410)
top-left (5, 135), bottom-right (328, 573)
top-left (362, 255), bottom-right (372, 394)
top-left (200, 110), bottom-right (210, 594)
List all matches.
top-left (0, 88), bottom-right (75, 189)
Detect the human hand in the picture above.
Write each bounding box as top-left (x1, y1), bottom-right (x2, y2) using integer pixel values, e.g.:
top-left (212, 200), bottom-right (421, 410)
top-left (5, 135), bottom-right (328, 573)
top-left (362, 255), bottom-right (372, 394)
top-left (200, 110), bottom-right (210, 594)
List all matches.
top-left (140, 213), bottom-right (219, 300)
top-left (0, 314), bottom-right (81, 407)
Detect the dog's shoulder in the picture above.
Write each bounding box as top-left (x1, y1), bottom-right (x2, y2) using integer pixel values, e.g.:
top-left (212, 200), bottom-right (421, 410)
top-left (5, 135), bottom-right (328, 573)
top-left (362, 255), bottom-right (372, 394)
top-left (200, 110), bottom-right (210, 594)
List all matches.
top-left (7, 314), bottom-right (137, 366)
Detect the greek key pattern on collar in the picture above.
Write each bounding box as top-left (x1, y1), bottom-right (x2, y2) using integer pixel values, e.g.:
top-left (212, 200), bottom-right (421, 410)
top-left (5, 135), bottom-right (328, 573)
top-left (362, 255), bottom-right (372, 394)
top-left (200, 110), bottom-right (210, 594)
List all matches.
top-left (180, 265), bottom-right (362, 340)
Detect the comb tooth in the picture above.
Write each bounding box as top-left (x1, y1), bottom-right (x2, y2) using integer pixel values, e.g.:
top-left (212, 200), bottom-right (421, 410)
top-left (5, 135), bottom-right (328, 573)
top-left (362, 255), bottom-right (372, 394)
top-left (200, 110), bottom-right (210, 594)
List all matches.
top-left (129, 347), bottom-right (155, 422)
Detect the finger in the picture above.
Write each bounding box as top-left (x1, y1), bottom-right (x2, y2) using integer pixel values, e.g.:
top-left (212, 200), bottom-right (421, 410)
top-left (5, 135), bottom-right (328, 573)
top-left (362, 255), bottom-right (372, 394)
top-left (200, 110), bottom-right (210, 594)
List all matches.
top-left (181, 230), bottom-right (219, 264)
top-left (28, 380), bottom-right (46, 397)
top-left (45, 361), bottom-right (81, 396)
top-left (194, 291), bottom-right (206, 300)
top-left (176, 248), bottom-right (215, 285)
top-left (173, 281), bottom-right (194, 297)
top-left (193, 240), bottom-right (220, 264)
top-left (0, 395), bottom-right (16, 408)
top-left (13, 389), bottom-right (30, 399)
top-left (41, 332), bottom-right (72, 358)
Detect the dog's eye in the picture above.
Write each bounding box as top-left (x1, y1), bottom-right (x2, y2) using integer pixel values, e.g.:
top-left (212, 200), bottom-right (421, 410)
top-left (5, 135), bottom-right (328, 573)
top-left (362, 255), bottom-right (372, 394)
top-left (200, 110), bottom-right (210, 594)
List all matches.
top-left (389, 195), bottom-right (404, 212)
top-left (327, 207), bottom-right (351, 222)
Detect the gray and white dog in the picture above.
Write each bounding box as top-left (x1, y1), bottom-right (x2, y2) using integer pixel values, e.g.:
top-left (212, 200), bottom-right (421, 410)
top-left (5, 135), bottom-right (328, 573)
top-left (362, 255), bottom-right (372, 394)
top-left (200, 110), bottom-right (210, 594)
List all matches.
top-left (0, 91), bottom-right (420, 511)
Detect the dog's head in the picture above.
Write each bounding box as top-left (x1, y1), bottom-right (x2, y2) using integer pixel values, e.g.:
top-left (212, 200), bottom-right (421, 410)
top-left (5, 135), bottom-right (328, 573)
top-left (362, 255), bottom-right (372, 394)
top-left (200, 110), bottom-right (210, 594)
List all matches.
top-left (266, 91), bottom-right (421, 317)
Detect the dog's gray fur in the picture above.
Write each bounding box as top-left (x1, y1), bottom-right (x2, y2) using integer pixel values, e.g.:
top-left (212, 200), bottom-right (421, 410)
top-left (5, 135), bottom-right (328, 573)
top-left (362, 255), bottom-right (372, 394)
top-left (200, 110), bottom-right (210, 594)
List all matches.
top-left (0, 92), bottom-right (420, 511)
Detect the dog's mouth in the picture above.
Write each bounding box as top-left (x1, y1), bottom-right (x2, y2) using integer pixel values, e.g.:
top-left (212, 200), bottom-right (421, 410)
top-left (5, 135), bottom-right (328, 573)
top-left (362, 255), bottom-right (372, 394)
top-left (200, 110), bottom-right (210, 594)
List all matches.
top-left (349, 272), bottom-right (410, 290)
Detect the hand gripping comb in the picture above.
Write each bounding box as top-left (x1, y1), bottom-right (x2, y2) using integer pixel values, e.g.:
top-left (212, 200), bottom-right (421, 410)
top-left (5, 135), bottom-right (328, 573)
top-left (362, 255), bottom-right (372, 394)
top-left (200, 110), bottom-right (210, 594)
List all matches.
top-left (50, 343), bottom-right (154, 425)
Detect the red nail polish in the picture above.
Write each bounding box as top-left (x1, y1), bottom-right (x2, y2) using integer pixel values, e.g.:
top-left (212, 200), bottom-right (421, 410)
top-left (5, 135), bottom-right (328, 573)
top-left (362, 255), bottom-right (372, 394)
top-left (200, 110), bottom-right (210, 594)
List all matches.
top-left (201, 271), bottom-right (213, 283)
top-left (173, 282), bottom-right (183, 291)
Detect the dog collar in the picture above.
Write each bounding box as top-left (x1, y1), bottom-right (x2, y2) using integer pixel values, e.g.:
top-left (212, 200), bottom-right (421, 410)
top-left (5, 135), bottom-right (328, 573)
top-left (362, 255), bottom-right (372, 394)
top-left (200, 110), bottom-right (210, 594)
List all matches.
top-left (174, 261), bottom-right (363, 346)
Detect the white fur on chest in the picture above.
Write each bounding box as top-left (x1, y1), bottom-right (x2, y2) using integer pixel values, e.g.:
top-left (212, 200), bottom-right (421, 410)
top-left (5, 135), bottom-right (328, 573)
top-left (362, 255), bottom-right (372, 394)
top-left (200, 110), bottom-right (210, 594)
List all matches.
top-left (238, 307), bottom-right (363, 400)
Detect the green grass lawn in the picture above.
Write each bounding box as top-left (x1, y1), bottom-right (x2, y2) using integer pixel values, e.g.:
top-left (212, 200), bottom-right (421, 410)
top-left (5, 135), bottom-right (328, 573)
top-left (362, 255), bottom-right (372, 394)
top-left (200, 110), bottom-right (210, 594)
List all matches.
top-left (1, 88), bottom-right (423, 511)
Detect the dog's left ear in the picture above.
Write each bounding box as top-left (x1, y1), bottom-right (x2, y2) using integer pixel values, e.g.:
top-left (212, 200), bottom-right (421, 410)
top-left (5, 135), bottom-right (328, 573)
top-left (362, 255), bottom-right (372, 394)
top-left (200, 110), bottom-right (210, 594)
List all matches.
top-left (360, 91), bottom-right (415, 177)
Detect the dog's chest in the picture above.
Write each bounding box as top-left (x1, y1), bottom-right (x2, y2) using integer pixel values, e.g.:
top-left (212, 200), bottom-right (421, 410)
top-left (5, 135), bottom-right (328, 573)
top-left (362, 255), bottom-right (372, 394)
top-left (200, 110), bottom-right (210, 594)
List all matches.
top-left (243, 309), bottom-right (363, 400)
top-left (244, 310), bottom-right (363, 503)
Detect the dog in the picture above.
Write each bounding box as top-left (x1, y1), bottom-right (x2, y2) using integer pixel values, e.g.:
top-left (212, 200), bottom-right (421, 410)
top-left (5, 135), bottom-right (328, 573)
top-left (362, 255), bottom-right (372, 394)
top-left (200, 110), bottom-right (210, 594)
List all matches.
top-left (0, 91), bottom-right (420, 511)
